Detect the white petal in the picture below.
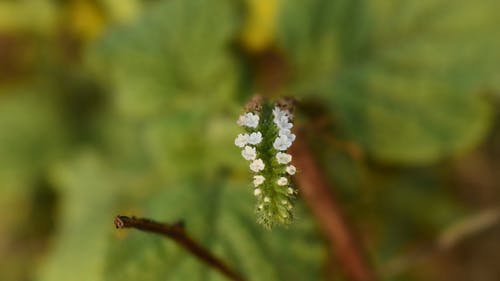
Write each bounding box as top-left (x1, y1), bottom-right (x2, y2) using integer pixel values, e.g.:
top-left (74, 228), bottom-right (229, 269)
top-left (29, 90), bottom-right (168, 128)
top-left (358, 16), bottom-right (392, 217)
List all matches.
top-left (241, 146), bottom-right (256, 160)
top-left (276, 152), bottom-right (292, 164)
top-left (254, 188), bottom-right (261, 196)
top-left (253, 175), bottom-right (265, 186)
top-left (277, 177), bottom-right (288, 186)
top-left (234, 133), bottom-right (249, 147)
top-left (278, 129), bottom-right (290, 136)
top-left (245, 113), bottom-right (259, 128)
top-left (248, 132), bottom-right (263, 145)
top-left (286, 165), bottom-right (296, 175)
top-left (273, 107), bottom-right (290, 121)
top-left (238, 112), bottom-right (260, 128)
top-left (250, 159), bottom-right (265, 172)
top-left (275, 116), bottom-right (293, 130)
top-left (273, 135), bottom-right (292, 151)
top-left (263, 196), bottom-right (270, 203)
top-left (279, 129), bottom-right (296, 143)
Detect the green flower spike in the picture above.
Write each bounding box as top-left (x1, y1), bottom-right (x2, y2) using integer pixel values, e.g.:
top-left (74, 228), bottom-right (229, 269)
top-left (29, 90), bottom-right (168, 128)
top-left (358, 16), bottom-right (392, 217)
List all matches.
top-left (235, 97), bottom-right (297, 229)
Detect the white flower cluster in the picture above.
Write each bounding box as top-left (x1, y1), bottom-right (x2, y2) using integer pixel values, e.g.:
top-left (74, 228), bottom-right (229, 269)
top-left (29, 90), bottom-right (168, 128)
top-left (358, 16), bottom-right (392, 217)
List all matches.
top-left (272, 107), bottom-right (296, 151)
top-left (235, 103), bottom-right (298, 228)
top-left (272, 107), bottom-right (296, 195)
top-left (235, 112), bottom-right (266, 197)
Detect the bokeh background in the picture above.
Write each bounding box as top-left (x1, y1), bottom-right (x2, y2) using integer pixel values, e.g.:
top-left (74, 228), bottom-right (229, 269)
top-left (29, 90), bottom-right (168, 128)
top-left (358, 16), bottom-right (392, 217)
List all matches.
top-left (1, 0), bottom-right (499, 280)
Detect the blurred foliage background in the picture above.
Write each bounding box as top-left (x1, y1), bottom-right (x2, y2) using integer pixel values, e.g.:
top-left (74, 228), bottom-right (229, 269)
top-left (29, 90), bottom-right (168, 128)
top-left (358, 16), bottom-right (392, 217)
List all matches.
top-left (0, 0), bottom-right (499, 281)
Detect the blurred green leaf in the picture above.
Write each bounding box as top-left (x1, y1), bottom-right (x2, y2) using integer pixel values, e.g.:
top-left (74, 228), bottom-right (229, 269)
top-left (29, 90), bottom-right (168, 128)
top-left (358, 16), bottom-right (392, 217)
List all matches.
top-left (5, 1), bottom-right (496, 281)
top-left (88, 0), bottom-right (240, 119)
top-left (0, 85), bottom-right (68, 185)
top-left (38, 153), bottom-right (120, 281)
top-left (278, 0), bottom-right (499, 164)
top-left (37, 153), bottom-right (325, 281)
top-left (39, 2), bottom-right (326, 281)
top-left (368, 169), bottom-right (466, 266)
top-left (0, 0), bottom-right (57, 33)
top-left (0, 68), bottom-right (69, 281)
top-left (87, 0), bottom-right (245, 182)
top-left (105, 181), bottom-right (325, 281)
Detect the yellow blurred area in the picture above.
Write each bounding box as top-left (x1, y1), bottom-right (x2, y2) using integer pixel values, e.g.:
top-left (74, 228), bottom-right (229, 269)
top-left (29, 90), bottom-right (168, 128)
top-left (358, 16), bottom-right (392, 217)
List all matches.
top-left (64, 0), bottom-right (106, 43)
top-left (102, 0), bottom-right (142, 23)
top-left (240, 0), bottom-right (280, 52)
top-left (0, 1), bottom-right (57, 33)
top-left (0, 0), bottom-right (142, 42)
top-left (64, 0), bottom-right (142, 43)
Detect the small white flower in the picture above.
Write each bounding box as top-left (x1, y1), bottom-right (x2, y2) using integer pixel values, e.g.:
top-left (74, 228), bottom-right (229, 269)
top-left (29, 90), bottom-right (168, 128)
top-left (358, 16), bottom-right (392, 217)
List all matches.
top-left (286, 165), bottom-right (296, 175)
top-left (281, 200), bottom-right (288, 205)
top-left (254, 188), bottom-right (262, 196)
top-left (273, 135), bottom-right (292, 151)
top-left (237, 112), bottom-right (259, 128)
top-left (282, 213), bottom-right (288, 218)
top-left (277, 177), bottom-right (288, 186)
top-left (247, 132), bottom-right (263, 145)
top-left (275, 116), bottom-right (293, 130)
top-left (264, 196), bottom-right (270, 203)
top-left (246, 113), bottom-right (260, 128)
top-left (276, 152), bottom-right (292, 164)
top-left (278, 129), bottom-right (290, 136)
top-left (258, 204), bottom-right (263, 210)
top-left (272, 107), bottom-right (290, 120)
top-left (234, 133), bottom-right (249, 147)
top-left (287, 187), bottom-right (294, 194)
top-left (253, 175), bottom-right (265, 187)
top-left (241, 146), bottom-right (256, 160)
top-left (279, 129), bottom-right (296, 142)
top-left (249, 159), bottom-right (265, 172)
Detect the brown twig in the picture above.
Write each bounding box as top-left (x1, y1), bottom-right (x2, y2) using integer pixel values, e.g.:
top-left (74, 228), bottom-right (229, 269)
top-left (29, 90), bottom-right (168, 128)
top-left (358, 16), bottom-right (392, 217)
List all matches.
top-left (289, 127), bottom-right (377, 281)
top-left (114, 215), bottom-right (246, 281)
